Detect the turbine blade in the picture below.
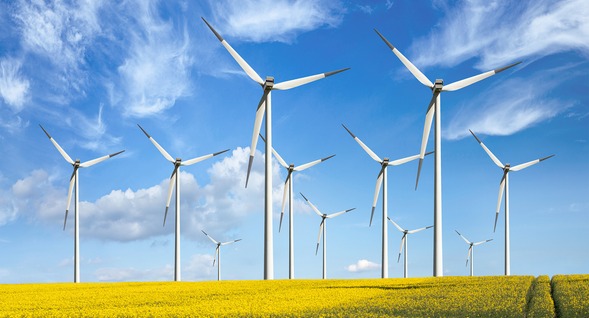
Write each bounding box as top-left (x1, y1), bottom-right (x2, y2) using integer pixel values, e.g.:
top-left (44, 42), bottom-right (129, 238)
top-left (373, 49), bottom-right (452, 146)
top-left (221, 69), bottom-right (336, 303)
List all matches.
top-left (466, 247), bottom-right (472, 267)
top-left (182, 149), bottom-right (229, 166)
top-left (245, 94), bottom-right (267, 188)
top-left (202, 230), bottom-right (219, 245)
top-left (316, 220), bottom-right (324, 255)
top-left (370, 167), bottom-right (385, 226)
top-left (474, 238), bottom-right (493, 246)
top-left (455, 230), bottom-right (472, 245)
top-left (387, 216), bottom-right (405, 232)
top-left (279, 175), bottom-right (291, 233)
top-left (201, 18), bottom-right (264, 85)
top-left (260, 135), bottom-right (289, 169)
top-left (374, 29), bottom-right (433, 88)
top-left (415, 96), bottom-right (437, 189)
top-left (213, 246), bottom-right (219, 266)
top-left (469, 130), bottom-right (504, 168)
top-left (300, 192), bottom-right (323, 217)
top-left (163, 168), bottom-right (177, 227)
top-left (39, 125), bottom-right (75, 164)
top-left (273, 68), bottom-right (350, 90)
top-left (327, 208), bottom-right (355, 219)
top-left (443, 62), bottom-right (522, 91)
top-left (510, 155), bottom-right (554, 172)
top-left (398, 234), bottom-right (406, 263)
top-left (64, 169), bottom-right (76, 230)
top-left (389, 154), bottom-right (420, 166)
top-left (137, 124), bottom-right (175, 163)
top-left (408, 225), bottom-right (433, 234)
top-left (342, 124), bottom-right (382, 162)
top-left (79, 150), bottom-right (124, 168)
top-left (221, 238), bottom-right (242, 246)
top-left (494, 173), bottom-right (507, 232)
top-left (294, 154), bottom-right (335, 172)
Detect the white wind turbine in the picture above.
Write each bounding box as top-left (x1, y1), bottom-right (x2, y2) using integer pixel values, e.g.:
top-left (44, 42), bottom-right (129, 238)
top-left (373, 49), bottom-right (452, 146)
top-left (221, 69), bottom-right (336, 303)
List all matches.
top-left (260, 135), bottom-right (334, 279)
top-left (300, 193), bottom-right (355, 279)
top-left (138, 124), bottom-right (228, 282)
top-left (342, 124), bottom-right (429, 278)
top-left (469, 129), bottom-right (554, 275)
top-left (40, 125), bottom-right (124, 283)
top-left (374, 29), bottom-right (520, 277)
top-left (202, 230), bottom-right (242, 281)
top-left (203, 17), bottom-right (349, 280)
top-left (388, 217), bottom-right (432, 278)
top-left (455, 230), bottom-right (492, 277)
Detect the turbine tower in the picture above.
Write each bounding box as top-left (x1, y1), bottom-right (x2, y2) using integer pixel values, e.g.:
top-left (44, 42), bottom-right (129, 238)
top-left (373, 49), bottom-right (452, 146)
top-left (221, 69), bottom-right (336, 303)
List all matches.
top-left (203, 17), bottom-right (349, 280)
top-left (202, 230), bottom-right (242, 281)
top-left (388, 217), bottom-right (432, 278)
top-left (374, 29), bottom-right (520, 277)
top-left (138, 124), bottom-right (228, 281)
top-left (300, 193), bottom-right (355, 279)
top-left (342, 124), bottom-right (428, 278)
top-left (40, 125), bottom-right (124, 283)
top-left (261, 135), bottom-right (334, 279)
top-left (455, 230), bottom-right (492, 276)
top-left (469, 129), bottom-right (553, 275)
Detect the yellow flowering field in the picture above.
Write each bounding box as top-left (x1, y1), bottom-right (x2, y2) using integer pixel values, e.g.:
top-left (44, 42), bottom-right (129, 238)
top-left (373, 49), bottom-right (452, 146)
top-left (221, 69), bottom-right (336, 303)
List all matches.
top-left (551, 274), bottom-right (589, 318)
top-left (0, 275), bottom-right (586, 317)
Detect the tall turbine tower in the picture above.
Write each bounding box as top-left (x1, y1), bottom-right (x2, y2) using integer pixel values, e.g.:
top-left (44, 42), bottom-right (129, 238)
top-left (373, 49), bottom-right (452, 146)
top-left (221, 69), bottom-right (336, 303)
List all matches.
top-left (202, 230), bottom-right (242, 281)
top-left (469, 129), bottom-right (553, 275)
top-left (301, 193), bottom-right (355, 279)
top-left (261, 135), bottom-right (334, 279)
top-left (455, 230), bottom-right (492, 276)
top-left (40, 125), bottom-right (124, 283)
top-left (374, 29), bottom-right (520, 277)
top-left (388, 217), bottom-right (432, 278)
top-left (342, 124), bottom-right (427, 278)
top-left (203, 17), bottom-right (349, 279)
top-left (138, 124), bottom-right (228, 281)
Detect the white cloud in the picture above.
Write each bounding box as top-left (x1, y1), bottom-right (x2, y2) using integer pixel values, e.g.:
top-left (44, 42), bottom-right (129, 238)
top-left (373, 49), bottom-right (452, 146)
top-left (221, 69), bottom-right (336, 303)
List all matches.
top-left (445, 66), bottom-right (574, 140)
top-left (207, 0), bottom-right (344, 43)
top-left (0, 58), bottom-right (29, 111)
top-left (409, 0), bottom-right (589, 70)
top-left (116, 1), bottom-right (193, 117)
top-left (346, 259), bottom-right (380, 273)
top-left (14, 0), bottom-right (103, 95)
top-left (0, 148), bottom-right (287, 242)
top-left (357, 5), bottom-right (374, 14)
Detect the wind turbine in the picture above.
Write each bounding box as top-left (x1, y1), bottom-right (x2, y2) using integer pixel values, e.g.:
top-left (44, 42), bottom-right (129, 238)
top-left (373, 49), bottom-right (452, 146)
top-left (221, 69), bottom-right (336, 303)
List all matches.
top-left (202, 230), bottom-right (241, 281)
top-left (469, 129), bottom-right (554, 275)
top-left (374, 28), bottom-right (520, 277)
top-left (455, 230), bottom-right (492, 276)
top-left (138, 124), bottom-right (228, 281)
top-left (388, 217), bottom-right (432, 278)
top-left (39, 124), bottom-right (124, 283)
top-left (342, 124), bottom-right (429, 278)
top-left (300, 193), bottom-right (355, 279)
top-left (260, 135), bottom-right (334, 279)
top-left (203, 17), bottom-right (349, 280)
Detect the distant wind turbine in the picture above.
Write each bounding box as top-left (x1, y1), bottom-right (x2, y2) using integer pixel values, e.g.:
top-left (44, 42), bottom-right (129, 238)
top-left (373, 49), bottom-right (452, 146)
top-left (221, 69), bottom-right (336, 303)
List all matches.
top-left (203, 17), bottom-right (349, 280)
top-left (388, 217), bottom-right (432, 278)
top-left (374, 28), bottom-right (520, 277)
top-left (202, 230), bottom-right (241, 281)
top-left (138, 124), bottom-right (228, 281)
top-left (40, 124), bottom-right (124, 283)
top-left (342, 124), bottom-right (429, 278)
top-left (469, 129), bottom-right (553, 275)
top-left (260, 134), bottom-right (334, 279)
top-left (300, 193), bottom-right (355, 279)
top-left (455, 230), bottom-right (492, 276)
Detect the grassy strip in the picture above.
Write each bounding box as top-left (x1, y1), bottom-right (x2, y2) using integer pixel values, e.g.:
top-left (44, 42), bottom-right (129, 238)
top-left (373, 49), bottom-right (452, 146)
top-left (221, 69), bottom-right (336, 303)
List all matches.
top-left (552, 274), bottom-right (589, 318)
top-left (0, 275), bottom-right (587, 317)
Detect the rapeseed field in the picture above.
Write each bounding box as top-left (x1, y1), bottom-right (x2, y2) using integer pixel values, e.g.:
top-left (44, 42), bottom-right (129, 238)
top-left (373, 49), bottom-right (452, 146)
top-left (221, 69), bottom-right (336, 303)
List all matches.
top-left (0, 275), bottom-right (587, 317)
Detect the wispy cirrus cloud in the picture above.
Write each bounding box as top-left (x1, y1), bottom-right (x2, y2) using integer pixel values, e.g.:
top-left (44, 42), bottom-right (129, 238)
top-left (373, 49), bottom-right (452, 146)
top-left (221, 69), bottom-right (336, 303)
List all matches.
top-left (444, 64), bottom-right (576, 140)
top-left (207, 0), bottom-right (344, 43)
top-left (0, 58), bottom-right (29, 111)
top-left (409, 0), bottom-right (589, 70)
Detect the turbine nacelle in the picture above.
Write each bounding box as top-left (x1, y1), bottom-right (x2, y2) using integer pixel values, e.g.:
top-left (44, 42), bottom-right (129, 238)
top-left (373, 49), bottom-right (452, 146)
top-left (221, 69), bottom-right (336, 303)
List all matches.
top-left (263, 76), bottom-right (275, 90)
top-left (433, 79), bottom-right (444, 91)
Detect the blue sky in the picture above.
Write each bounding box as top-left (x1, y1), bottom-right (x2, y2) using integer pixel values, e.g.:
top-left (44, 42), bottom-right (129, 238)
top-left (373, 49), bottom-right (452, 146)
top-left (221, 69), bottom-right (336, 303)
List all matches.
top-left (0, 0), bottom-right (587, 283)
